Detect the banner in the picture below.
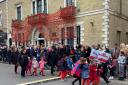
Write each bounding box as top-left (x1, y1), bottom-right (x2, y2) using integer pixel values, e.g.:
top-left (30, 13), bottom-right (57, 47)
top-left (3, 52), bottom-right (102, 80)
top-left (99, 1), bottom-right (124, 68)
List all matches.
top-left (89, 49), bottom-right (98, 60)
top-left (98, 51), bottom-right (111, 62)
top-left (89, 49), bottom-right (111, 62)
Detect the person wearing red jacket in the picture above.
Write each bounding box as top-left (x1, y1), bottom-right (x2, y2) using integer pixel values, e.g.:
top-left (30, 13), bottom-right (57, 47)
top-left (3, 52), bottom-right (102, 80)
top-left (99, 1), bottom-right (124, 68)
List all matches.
top-left (87, 61), bottom-right (101, 85)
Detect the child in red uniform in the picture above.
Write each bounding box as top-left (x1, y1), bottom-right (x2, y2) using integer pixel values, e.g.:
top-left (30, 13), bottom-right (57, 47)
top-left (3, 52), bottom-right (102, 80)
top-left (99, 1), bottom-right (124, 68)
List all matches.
top-left (59, 55), bottom-right (68, 81)
top-left (88, 60), bottom-right (101, 85)
top-left (26, 57), bottom-right (32, 75)
top-left (39, 57), bottom-right (47, 76)
top-left (32, 58), bottom-right (38, 76)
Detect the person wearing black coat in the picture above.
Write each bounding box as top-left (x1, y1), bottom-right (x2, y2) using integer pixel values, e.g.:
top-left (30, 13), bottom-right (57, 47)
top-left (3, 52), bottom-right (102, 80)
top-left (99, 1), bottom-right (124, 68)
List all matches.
top-left (2, 46), bottom-right (7, 62)
top-left (26, 46), bottom-right (35, 59)
top-left (84, 46), bottom-right (91, 63)
top-left (99, 62), bottom-right (110, 84)
top-left (7, 48), bottom-right (12, 64)
top-left (47, 48), bottom-right (58, 75)
top-left (19, 49), bottom-right (28, 77)
top-left (11, 48), bottom-right (19, 74)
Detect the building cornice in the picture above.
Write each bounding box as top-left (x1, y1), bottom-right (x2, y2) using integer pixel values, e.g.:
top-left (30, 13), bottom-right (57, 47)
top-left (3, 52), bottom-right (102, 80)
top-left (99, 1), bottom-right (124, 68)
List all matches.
top-left (108, 9), bottom-right (128, 21)
top-left (76, 8), bottom-right (128, 22)
top-left (76, 9), bottom-right (105, 18)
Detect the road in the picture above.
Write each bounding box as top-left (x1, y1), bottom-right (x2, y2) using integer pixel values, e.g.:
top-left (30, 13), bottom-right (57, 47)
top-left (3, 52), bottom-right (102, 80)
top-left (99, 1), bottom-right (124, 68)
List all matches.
top-left (0, 63), bottom-right (127, 85)
top-left (43, 78), bottom-right (128, 85)
top-left (0, 63), bottom-right (57, 85)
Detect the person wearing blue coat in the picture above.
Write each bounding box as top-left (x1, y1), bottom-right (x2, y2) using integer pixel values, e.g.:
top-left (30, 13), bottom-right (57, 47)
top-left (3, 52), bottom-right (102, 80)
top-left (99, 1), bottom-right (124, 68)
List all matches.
top-left (66, 56), bottom-right (74, 70)
top-left (80, 58), bottom-right (89, 85)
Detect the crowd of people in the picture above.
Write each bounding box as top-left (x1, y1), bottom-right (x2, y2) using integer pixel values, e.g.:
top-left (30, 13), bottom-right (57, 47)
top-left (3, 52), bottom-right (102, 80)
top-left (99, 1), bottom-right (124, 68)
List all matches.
top-left (0, 43), bottom-right (128, 85)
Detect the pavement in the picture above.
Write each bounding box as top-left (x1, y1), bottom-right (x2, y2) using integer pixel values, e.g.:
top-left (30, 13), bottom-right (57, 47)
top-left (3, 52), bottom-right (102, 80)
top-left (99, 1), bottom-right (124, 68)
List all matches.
top-left (0, 63), bottom-right (128, 85)
top-left (0, 63), bottom-right (57, 85)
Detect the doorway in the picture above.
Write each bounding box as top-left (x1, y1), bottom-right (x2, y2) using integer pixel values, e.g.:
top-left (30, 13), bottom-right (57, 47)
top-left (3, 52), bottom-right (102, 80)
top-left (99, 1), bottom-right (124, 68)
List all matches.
top-left (38, 33), bottom-right (45, 46)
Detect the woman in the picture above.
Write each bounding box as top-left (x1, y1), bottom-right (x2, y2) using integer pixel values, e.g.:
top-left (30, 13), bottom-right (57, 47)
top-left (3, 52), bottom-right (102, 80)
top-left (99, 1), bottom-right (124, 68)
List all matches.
top-left (11, 47), bottom-right (19, 74)
top-left (19, 49), bottom-right (28, 77)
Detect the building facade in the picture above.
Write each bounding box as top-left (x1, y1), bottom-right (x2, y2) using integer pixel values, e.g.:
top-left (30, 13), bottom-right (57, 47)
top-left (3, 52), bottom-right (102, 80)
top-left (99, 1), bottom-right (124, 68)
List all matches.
top-left (3, 0), bottom-right (128, 47)
top-left (0, 0), bottom-right (7, 45)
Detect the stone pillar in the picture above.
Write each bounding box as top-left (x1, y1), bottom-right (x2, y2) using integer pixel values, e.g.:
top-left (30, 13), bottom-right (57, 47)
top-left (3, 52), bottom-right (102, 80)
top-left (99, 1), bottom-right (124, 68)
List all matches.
top-left (102, 0), bottom-right (110, 47)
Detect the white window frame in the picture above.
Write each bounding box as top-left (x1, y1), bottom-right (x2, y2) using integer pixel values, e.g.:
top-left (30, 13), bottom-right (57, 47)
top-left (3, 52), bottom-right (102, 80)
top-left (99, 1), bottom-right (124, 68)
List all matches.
top-left (43, 0), bottom-right (48, 13)
top-left (16, 4), bottom-right (22, 20)
top-left (46, 0), bottom-right (49, 13)
top-left (31, 0), bottom-right (37, 14)
top-left (37, 0), bottom-right (43, 13)
top-left (31, 0), bottom-right (48, 14)
top-left (64, 0), bottom-right (76, 7)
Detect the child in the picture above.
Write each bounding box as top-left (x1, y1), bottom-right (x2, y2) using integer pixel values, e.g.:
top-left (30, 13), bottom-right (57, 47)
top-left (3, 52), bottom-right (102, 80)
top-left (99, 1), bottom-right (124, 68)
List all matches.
top-left (71, 59), bottom-right (82, 85)
top-left (108, 57), bottom-right (117, 80)
top-left (32, 58), bottom-right (39, 76)
top-left (117, 51), bottom-right (126, 80)
top-left (59, 55), bottom-right (68, 81)
top-left (57, 57), bottom-right (62, 76)
top-left (80, 58), bottom-right (90, 85)
top-left (39, 57), bottom-right (46, 76)
top-left (26, 57), bottom-right (32, 75)
top-left (88, 60), bottom-right (101, 85)
top-left (66, 56), bottom-right (74, 75)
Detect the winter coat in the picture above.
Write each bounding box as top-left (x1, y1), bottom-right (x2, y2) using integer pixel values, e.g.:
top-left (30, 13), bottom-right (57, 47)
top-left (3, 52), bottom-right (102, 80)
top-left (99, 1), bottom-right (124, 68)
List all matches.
top-left (11, 51), bottom-right (19, 65)
top-left (109, 58), bottom-right (117, 68)
top-left (32, 60), bottom-right (38, 68)
top-left (80, 51), bottom-right (85, 58)
top-left (59, 59), bottom-right (68, 71)
top-left (66, 57), bottom-right (74, 70)
top-left (126, 57), bottom-right (128, 65)
top-left (89, 64), bottom-right (101, 81)
top-left (27, 59), bottom-right (32, 68)
top-left (111, 48), bottom-right (120, 59)
top-left (71, 61), bottom-right (82, 77)
top-left (117, 55), bottom-right (126, 64)
top-left (75, 49), bottom-right (81, 61)
top-left (19, 53), bottom-right (28, 67)
top-left (47, 50), bottom-right (58, 66)
top-left (66, 46), bottom-right (70, 56)
top-left (85, 47), bottom-right (91, 58)
top-left (27, 48), bottom-right (35, 58)
top-left (81, 63), bottom-right (89, 79)
top-left (39, 60), bottom-right (46, 69)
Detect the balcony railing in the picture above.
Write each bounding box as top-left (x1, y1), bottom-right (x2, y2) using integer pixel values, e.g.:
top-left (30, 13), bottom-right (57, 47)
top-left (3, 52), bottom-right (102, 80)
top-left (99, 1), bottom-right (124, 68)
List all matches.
top-left (27, 13), bottom-right (47, 26)
top-left (12, 19), bottom-right (22, 29)
top-left (60, 6), bottom-right (76, 20)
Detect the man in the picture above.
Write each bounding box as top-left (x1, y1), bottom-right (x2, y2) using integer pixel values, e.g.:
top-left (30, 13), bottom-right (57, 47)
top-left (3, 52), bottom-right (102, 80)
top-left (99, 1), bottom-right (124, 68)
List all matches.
top-left (111, 43), bottom-right (120, 59)
top-left (111, 43), bottom-right (120, 77)
top-left (27, 45), bottom-right (35, 59)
